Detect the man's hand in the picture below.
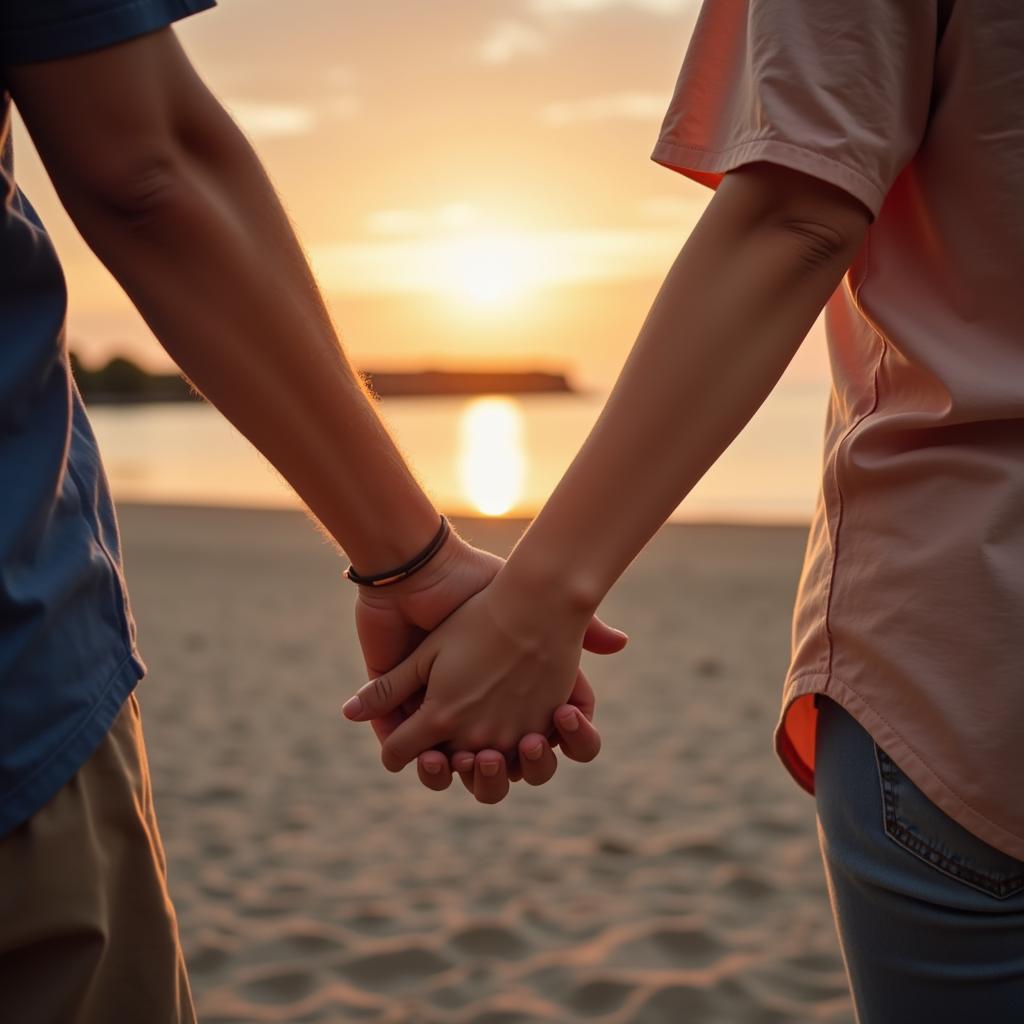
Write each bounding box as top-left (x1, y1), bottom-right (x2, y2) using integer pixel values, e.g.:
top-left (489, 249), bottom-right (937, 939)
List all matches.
top-left (351, 529), bottom-right (626, 801)
top-left (344, 558), bottom-right (624, 790)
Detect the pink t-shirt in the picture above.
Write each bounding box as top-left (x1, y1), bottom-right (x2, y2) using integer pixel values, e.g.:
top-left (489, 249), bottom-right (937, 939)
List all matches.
top-left (653, 0), bottom-right (1024, 859)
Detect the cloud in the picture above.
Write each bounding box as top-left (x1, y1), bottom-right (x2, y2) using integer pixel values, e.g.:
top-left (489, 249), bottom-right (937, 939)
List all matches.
top-left (542, 92), bottom-right (666, 125)
top-left (226, 101), bottom-right (317, 139)
top-left (637, 194), bottom-right (706, 221)
top-left (478, 20), bottom-right (549, 64)
top-left (533, 0), bottom-right (692, 14)
top-left (322, 95), bottom-right (360, 120)
top-left (311, 227), bottom-right (683, 296)
top-left (366, 204), bottom-right (480, 237)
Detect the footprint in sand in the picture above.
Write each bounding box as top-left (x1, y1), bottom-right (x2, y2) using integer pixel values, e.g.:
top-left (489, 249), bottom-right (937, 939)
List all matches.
top-left (237, 926), bottom-right (346, 966)
top-left (240, 966), bottom-right (317, 1004)
top-left (716, 869), bottom-right (776, 902)
top-left (631, 982), bottom-right (717, 1023)
top-left (565, 977), bottom-right (635, 1016)
top-left (464, 1011), bottom-right (538, 1024)
top-left (337, 946), bottom-right (452, 994)
top-left (451, 924), bottom-right (530, 960)
top-left (187, 938), bottom-right (232, 975)
top-left (609, 925), bottom-right (725, 970)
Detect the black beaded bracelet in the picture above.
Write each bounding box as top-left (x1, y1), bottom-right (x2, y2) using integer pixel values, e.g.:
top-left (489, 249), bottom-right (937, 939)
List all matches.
top-left (344, 515), bottom-right (451, 587)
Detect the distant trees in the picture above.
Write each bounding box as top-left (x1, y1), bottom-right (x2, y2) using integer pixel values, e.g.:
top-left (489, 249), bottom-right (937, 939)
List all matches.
top-left (68, 351), bottom-right (574, 404)
top-left (69, 352), bottom-right (199, 404)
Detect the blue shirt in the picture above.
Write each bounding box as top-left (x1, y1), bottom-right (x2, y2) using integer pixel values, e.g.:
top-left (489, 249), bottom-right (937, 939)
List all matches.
top-left (0, 0), bottom-right (214, 836)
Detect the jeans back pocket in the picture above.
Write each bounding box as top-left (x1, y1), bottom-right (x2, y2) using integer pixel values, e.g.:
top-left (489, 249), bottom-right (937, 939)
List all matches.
top-left (875, 744), bottom-right (1024, 900)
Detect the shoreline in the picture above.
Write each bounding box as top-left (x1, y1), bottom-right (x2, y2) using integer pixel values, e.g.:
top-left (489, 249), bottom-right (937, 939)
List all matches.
top-left (114, 500), bottom-right (813, 534)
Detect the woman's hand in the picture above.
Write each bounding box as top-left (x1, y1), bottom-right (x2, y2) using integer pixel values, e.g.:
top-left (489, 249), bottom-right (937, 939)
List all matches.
top-left (344, 565), bottom-right (621, 776)
top-left (352, 530), bottom-right (505, 754)
top-left (420, 675), bottom-right (604, 804)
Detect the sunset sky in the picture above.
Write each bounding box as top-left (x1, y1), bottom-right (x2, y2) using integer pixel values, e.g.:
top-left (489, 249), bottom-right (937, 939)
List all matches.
top-left (13, 0), bottom-right (829, 392)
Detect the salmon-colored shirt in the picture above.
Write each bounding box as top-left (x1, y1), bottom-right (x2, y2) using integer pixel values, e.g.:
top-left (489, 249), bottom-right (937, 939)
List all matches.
top-left (653, 0), bottom-right (1024, 858)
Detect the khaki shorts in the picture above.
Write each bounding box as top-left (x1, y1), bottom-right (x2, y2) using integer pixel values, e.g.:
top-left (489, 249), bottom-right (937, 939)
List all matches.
top-left (0, 694), bottom-right (195, 1024)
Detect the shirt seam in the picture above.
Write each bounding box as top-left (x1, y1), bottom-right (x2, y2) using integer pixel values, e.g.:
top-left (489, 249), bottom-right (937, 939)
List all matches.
top-left (786, 669), bottom-right (1024, 847)
top-left (652, 135), bottom-right (883, 209)
top-left (64, 454), bottom-right (134, 647)
top-left (67, 384), bottom-right (138, 646)
top-left (822, 232), bottom-right (886, 680)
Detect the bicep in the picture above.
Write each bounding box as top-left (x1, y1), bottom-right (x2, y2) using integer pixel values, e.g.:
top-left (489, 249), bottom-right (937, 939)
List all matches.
top-left (6, 28), bottom-right (235, 218)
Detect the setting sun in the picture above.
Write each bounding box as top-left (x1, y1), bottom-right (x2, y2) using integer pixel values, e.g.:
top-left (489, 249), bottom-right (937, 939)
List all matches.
top-left (442, 233), bottom-right (538, 308)
top-left (458, 397), bottom-right (526, 515)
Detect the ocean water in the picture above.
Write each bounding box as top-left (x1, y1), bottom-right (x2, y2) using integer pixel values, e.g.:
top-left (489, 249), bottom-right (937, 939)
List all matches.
top-left (88, 385), bottom-right (829, 524)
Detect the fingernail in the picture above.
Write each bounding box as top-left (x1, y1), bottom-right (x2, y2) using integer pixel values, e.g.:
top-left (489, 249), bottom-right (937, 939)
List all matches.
top-left (558, 709), bottom-right (580, 733)
top-left (454, 754), bottom-right (475, 772)
top-left (341, 695), bottom-right (362, 719)
top-left (423, 760), bottom-right (442, 775)
top-left (479, 760), bottom-right (499, 777)
top-left (524, 743), bottom-right (544, 761)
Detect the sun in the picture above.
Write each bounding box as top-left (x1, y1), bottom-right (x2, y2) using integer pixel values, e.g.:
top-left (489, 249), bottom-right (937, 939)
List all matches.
top-left (441, 233), bottom-right (538, 308)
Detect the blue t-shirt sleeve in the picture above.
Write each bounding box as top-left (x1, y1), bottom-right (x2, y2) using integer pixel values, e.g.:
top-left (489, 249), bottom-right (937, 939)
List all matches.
top-left (0, 0), bottom-right (215, 66)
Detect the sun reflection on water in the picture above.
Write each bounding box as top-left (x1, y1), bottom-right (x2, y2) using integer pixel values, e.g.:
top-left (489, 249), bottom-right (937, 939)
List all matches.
top-left (458, 397), bottom-right (526, 516)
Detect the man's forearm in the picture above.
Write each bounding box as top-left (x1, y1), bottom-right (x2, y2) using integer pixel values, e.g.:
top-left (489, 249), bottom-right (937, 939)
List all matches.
top-left (81, 129), bottom-right (437, 569)
top-left (504, 165), bottom-right (868, 611)
top-left (12, 36), bottom-right (437, 572)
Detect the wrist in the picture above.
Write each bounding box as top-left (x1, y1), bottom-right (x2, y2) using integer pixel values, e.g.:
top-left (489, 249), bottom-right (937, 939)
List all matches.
top-left (353, 524), bottom-right (502, 622)
top-left (496, 541), bottom-right (604, 631)
top-left (341, 499), bottom-right (442, 581)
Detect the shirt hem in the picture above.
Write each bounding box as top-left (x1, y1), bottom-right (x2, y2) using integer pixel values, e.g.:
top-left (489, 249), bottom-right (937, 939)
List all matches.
top-left (651, 136), bottom-right (885, 221)
top-left (0, 0), bottom-right (216, 65)
top-left (775, 671), bottom-right (1024, 862)
top-left (0, 647), bottom-right (146, 837)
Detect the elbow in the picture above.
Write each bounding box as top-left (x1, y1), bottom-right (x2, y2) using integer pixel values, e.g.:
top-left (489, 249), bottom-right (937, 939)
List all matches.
top-left (47, 131), bottom-right (198, 237)
top-left (721, 162), bottom-right (871, 274)
top-left (82, 147), bottom-right (195, 230)
top-left (62, 110), bottom-right (247, 233)
top-left (777, 216), bottom-right (859, 273)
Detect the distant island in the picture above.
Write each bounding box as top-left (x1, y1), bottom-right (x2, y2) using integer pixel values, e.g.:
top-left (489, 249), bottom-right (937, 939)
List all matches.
top-left (69, 354), bottom-right (575, 404)
top-left (361, 369), bottom-right (573, 398)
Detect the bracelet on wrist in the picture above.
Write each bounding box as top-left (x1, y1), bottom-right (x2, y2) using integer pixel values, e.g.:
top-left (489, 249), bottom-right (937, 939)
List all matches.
top-left (344, 514), bottom-right (450, 588)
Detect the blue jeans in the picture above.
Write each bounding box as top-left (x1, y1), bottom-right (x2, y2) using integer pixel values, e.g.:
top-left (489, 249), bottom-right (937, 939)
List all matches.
top-left (814, 695), bottom-right (1024, 1023)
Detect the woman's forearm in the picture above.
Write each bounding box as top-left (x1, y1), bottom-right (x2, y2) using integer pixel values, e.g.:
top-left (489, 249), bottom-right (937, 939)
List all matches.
top-left (504, 164), bottom-right (870, 612)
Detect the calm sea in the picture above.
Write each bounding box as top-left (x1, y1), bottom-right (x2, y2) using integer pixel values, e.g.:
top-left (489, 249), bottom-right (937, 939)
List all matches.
top-left (88, 385), bottom-right (828, 524)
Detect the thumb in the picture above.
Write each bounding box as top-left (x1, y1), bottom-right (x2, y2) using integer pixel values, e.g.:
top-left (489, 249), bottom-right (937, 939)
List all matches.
top-left (342, 647), bottom-right (428, 722)
top-left (582, 615), bottom-right (628, 655)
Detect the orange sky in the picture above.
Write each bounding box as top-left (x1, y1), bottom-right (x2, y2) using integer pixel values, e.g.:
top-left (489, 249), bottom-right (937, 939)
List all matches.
top-left (13, 0), bottom-right (829, 391)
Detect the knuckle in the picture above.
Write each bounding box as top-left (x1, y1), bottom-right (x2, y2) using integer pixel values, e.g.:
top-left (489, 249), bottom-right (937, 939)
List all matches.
top-left (371, 674), bottom-right (395, 709)
top-left (463, 728), bottom-right (492, 752)
top-left (380, 743), bottom-right (404, 772)
top-left (430, 709), bottom-right (457, 735)
top-left (497, 734), bottom-right (520, 754)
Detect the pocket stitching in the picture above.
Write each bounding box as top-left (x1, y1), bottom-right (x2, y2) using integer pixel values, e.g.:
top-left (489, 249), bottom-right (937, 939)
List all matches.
top-left (875, 743), bottom-right (1024, 900)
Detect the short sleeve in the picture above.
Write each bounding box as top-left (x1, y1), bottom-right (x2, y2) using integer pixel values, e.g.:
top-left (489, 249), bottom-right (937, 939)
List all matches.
top-left (0, 0), bottom-right (215, 66)
top-left (651, 0), bottom-right (938, 219)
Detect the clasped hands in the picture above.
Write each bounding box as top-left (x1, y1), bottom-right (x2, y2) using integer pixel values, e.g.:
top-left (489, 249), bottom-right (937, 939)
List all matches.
top-left (342, 528), bottom-right (626, 803)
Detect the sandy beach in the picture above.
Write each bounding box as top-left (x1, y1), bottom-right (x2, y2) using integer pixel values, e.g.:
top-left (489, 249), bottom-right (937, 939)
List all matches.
top-left (120, 504), bottom-right (854, 1024)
